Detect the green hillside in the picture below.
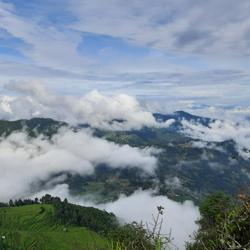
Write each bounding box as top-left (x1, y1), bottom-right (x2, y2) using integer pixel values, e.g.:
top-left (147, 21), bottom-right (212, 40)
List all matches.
top-left (0, 204), bottom-right (109, 250)
top-left (0, 117), bottom-right (249, 204)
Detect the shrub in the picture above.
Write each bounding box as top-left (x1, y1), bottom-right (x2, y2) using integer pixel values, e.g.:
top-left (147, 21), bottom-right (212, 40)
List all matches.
top-left (186, 193), bottom-right (250, 250)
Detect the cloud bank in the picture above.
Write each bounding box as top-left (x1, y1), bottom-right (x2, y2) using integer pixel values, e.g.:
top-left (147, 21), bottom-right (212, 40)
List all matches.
top-left (0, 81), bottom-right (173, 130)
top-left (0, 128), bottom-right (159, 201)
top-left (181, 119), bottom-right (250, 159)
top-left (1, 81), bottom-right (250, 161)
top-left (33, 185), bottom-right (200, 250)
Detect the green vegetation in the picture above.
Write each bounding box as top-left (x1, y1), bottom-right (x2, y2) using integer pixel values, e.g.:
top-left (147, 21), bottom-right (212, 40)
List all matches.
top-left (99, 128), bottom-right (250, 204)
top-left (0, 117), bottom-right (249, 249)
top-left (54, 199), bottom-right (118, 234)
top-left (67, 125), bottom-right (250, 204)
top-left (0, 195), bottom-right (171, 250)
top-left (0, 117), bottom-right (250, 204)
top-left (0, 193), bottom-right (249, 249)
top-left (0, 118), bottom-right (65, 137)
top-left (107, 206), bottom-right (173, 250)
top-left (0, 204), bottom-right (109, 250)
top-left (186, 193), bottom-right (250, 250)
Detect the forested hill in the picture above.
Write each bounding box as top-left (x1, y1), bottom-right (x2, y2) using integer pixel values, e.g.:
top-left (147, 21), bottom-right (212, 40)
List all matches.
top-left (0, 112), bottom-right (249, 204)
top-left (0, 195), bottom-right (118, 250)
top-left (0, 118), bottom-right (65, 137)
top-left (0, 195), bottom-right (173, 250)
top-left (0, 193), bottom-right (249, 250)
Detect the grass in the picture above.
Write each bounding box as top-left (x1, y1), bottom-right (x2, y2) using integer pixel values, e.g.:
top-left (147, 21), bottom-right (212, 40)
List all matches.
top-left (0, 204), bottom-right (109, 250)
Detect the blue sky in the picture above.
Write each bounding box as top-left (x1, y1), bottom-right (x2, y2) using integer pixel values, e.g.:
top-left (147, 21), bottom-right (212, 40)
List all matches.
top-left (0, 0), bottom-right (250, 107)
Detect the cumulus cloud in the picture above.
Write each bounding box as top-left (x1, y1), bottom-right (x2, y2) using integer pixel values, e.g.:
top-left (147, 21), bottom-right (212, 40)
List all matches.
top-left (0, 81), bottom-right (173, 130)
top-left (32, 185), bottom-right (200, 250)
top-left (0, 127), bottom-right (159, 201)
top-left (181, 119), bottom-right (250, 159)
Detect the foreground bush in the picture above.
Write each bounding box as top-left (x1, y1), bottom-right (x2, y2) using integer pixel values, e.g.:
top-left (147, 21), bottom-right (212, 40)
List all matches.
top-left (186, 193), bottom-right (250, 250)
top-left (108, 206), bottom-right (173, 250)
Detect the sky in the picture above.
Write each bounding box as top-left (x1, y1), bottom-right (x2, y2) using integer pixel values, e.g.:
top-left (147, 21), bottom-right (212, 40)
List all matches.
top-left (0, 0), bottom-right (250, 108)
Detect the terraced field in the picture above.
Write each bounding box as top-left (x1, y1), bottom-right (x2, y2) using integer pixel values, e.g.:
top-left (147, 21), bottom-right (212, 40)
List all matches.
top-left (0, 204), bottom-right (108, 250)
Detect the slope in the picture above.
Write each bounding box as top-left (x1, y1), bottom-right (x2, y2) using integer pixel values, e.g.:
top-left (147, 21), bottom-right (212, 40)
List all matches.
top-left (0, 204), bottom-right (109, 250)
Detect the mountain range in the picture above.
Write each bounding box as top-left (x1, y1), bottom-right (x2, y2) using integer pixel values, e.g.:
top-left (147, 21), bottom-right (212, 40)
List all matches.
top-left (0, 111), bottom-right (249, 204)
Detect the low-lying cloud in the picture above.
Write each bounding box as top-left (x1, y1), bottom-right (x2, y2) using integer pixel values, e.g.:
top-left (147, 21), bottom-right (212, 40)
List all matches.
top-left (33, 185), bottom-right (200, 250)
top-left (181, 119), bottom-right (250, 159)
top-left (0, 128), bottom-right (159, 201)
top-left (0, 81), bottom-right (172, 130)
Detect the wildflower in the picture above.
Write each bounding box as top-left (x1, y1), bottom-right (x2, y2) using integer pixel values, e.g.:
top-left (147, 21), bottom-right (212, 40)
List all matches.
top-left (157, 206), bottom-right (164, 215)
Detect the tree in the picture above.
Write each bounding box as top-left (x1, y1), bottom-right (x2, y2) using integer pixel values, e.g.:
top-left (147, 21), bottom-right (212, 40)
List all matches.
top-left (8, 200), bottom-right (14, 207)
top-left (199, 192), bottom-right (232, 227)
top-left (187, 193), bottom-right (250, 250)
top-left (40, 194), bottom-right (52, 204)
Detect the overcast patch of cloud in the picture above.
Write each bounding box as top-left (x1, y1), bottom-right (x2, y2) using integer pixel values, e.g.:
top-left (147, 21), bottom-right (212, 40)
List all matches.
top-left (0, 128), bottom-right (159, 201)
top-left (33, 185), bottom-right (200, 250)
top-left (70, 0), bottom-right (250, 57)
top-left (2, 0), bottom-right (250, 63)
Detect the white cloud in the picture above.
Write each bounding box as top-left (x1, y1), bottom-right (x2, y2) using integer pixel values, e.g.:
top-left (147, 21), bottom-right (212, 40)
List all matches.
top-left (181, 119), bottom-right (250, 159)
top-left (33, 185), bottom-right (200, 250)
top-left (0, 128), bottom-right (158, 201)
top-left (0, 81), bottom-right (174, 130)
top-left (0, 1), bottom-right (88, 71)
top-left (1, 0), bottom-right (250, 107)
top-left (1, 0), bottom-right (250, 64)
top-left (70, 0), bottom-right (250, 57)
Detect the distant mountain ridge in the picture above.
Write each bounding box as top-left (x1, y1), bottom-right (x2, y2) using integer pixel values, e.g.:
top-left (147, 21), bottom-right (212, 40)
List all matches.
top-left (153, 111), bottom-right (214, 131)
top-left (0, 117), bottom-right (65, 137)
top-left (0, 111), bottom-right (249, 204)
top-left (0, 110), bottom-right (213, 136)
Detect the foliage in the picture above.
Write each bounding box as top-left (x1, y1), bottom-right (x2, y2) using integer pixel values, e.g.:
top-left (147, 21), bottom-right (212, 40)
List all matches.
top-left (7, 194), bottom-right (119, 235)
top-left (1, 198), bottom-right (174, 250)
top-left (0, 203), bottom-right (8, 208)
top-left (0, 204), bottom-right (109, 250)
top-left (199, 192), bottom-right (232, 227)
top-left (53, 198), bottom-right (119, 234)
top-left (186, 193), bottom-right (250, 250)
top-left (109, 222), bottom-right (156, 250)
top-left (1, 117), bottom-right (250, 205)
top-left (1, 193), bottom-right (179, 250)
top-left (108, 206), bottom-right (173, 250)
top-left (0, 236), bottom-right (9, 250)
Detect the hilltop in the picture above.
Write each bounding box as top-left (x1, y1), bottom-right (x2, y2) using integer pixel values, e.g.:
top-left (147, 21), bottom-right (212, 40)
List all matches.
top-left (0, 195), bottom-right (170, 250)
top-left (0, 196), bottom-right (117, 250)
top-left (0, 204), bottom-right (109, 250)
